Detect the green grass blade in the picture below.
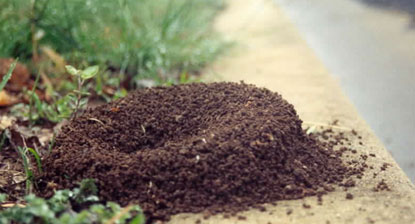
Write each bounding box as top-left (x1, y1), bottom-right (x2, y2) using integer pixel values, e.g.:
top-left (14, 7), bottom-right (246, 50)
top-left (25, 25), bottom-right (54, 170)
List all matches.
top-left (0, 131), bottom-right (6, 152)
top-left (0, 59), bottom-right (17, 92)
top-left (27, 147), bottom-right (42, 174)
top-left (17, 146), bottom-right (32, 194)
top-left (17, 146), bottom-right (30, 175)
top-left (48, 132), bottom-right (56, 154)
top-left (129, 213), bottom-right (145, 224)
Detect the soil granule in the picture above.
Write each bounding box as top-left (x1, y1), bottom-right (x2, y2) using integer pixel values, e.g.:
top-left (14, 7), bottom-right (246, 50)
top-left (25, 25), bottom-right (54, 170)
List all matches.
top-left (38, 82), bottom-right (362, 222)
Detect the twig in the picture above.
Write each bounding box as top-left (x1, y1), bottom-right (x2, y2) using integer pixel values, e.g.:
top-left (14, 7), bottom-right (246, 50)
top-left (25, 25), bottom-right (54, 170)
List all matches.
top-left (87, 118), bottom-right (105, 126)
top-left (0, 202), bottom-right (26, 208)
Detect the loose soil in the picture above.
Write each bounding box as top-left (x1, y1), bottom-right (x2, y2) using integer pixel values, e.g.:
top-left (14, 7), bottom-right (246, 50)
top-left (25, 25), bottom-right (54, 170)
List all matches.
top-left (37, 82), bottom-right (363, 222)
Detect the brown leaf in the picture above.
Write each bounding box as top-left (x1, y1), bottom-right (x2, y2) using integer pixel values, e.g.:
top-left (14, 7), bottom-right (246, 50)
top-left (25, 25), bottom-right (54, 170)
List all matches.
top-left (8, 125), bottom-right (46, 150)
top-left (0, 90), bottom-right (18, 106)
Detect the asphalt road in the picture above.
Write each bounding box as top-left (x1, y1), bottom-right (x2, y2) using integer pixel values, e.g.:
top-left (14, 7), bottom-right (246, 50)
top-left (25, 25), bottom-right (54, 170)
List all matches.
top-left (275, 0), bottom-right (415, 181)
top-left (359, 0), bottom-right (415, 12)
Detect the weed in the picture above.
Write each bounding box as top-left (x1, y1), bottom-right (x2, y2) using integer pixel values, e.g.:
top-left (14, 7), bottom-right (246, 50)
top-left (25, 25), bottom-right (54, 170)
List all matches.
top-left (16, 145), bottom-right (42, 195)
top-left (11, 94), bottom-right (74, 123)
top-left (65, 65), bottom-right (99, 118)
top-left (16, 146), bottom-right (33, 195)
top-left (11, 64), bottom-right (98, 123)
top-left (0, 180), bottom-right (145, 224)
top-left (72, 179), bottom-right (99, 204)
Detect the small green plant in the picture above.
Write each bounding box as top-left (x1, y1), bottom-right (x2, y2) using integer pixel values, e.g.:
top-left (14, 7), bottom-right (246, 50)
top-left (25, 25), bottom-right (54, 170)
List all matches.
top-left (11, 64), bottom-right (98, 123)
top-left (71, 179), bottom-right (99, 204)
top-left (0, 179), bottom-right (145, 224)
top-left (16, 145), bottom-right (42, 195)
top-left (11, 95), bottom-right (74, 124)
top-left (64, 65), bottom-right (99, 119)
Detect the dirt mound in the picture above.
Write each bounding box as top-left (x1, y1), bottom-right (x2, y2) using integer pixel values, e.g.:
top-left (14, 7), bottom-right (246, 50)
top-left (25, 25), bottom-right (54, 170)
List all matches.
top-left (38, 82), bottom-right (358, 222)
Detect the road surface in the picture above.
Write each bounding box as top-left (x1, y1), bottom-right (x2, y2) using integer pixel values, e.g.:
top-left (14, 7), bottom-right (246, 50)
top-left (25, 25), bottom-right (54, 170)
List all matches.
top-left (274, 0), bottom-right (415, 182)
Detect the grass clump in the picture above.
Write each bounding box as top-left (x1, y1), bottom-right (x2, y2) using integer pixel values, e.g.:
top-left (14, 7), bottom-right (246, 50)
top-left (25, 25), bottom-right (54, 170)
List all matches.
top-left (0, 0), bottom-right (226, 86)
top-left (16, 145), bottom-right (42, 195)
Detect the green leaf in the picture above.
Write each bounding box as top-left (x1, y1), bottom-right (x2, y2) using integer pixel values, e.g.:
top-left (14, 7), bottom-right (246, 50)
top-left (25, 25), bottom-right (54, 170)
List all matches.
top-left (129, 213), bottom-right (145, 224)
top-left (73, 179), bottom-right (99, 204)
top-left (24, 195), bottom-right (55, 221)
top-left (26, 147), bottom-right (42, 174)
top-left (0, 179), bottom-right (146, 224)
top-left (0, 59), bottom-right (17, 92)
top-left (81, 66), bottom-right (99, 80)
top-left (48, 190), bottom-right (72, 213)
top-left (0, 194), bottom-right (7, 203)
top-left (32, 91), bottom-right (44, 117)
top-left (65, 65), bottom-right (79, 76)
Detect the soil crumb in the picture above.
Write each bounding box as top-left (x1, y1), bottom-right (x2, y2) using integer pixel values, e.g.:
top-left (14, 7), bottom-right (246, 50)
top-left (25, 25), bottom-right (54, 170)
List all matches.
top-left (346, 193), bottom-right (354, 200)
top-left (373, 179), bottom-right (391, 192)
top-left (38, 82), bottom-right (363, 222)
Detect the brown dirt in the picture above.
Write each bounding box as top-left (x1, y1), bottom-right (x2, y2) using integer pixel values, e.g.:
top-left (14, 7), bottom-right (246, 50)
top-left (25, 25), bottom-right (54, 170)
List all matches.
top-left (37, 82), bottom-right (363, 222)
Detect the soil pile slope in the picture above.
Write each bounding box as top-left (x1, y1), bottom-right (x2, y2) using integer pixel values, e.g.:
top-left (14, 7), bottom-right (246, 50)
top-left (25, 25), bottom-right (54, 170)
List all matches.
top-left (39, 82), bottom-right (356, 222)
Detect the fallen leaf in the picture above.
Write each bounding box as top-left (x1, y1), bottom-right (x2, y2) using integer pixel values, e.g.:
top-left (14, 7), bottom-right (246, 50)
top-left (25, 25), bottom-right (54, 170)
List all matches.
top-left (0, 90), bottom-right (18, 106)
top-left (37, 128), bottom-right (54, 147)
top-left (8, 125), bottom-right (49, 150)
top-left (0, 116), bottom-right (16, 130)
top-left (12, 172), bottom-right (26, 184)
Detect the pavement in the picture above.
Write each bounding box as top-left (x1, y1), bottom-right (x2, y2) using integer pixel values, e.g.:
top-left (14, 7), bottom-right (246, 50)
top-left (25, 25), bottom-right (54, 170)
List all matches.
top-left (167, 0), bottom-right (415, 223)
top-left (274, 0), bottom-right (415, 181)
top-left (359, 0), bottom-right (415, 15)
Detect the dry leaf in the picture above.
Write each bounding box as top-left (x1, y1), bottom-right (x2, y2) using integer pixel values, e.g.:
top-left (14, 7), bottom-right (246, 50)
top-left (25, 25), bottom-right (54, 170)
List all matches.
top-left (0, 203), bottom-right (26, 208)
top-left (0, 115), bottom-right (15, 130)
top-left (0, 90), bottom-right (18, 106)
